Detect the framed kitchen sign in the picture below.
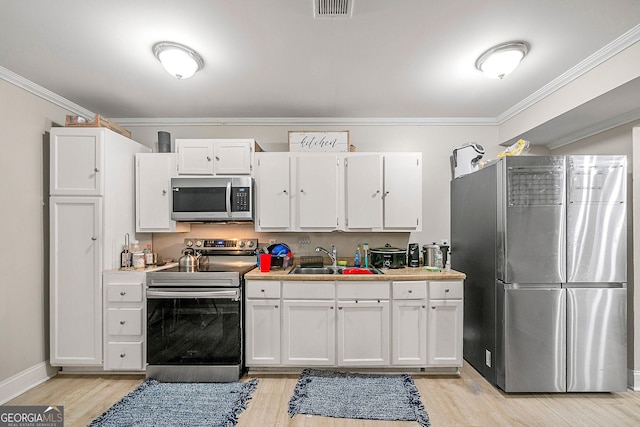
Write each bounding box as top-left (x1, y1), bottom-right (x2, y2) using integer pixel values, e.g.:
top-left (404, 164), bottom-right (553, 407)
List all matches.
top-left (288, 131), bottom-right (350, 152)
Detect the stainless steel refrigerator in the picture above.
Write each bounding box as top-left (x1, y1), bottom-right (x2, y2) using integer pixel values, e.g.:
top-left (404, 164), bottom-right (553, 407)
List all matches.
top-left (451, 155), bottom-right (627, 392)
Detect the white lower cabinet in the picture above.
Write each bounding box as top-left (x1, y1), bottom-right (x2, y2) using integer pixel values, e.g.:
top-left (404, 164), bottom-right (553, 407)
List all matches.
top-left (244, 278), bottom-right (463, 370)
top-left (103, 271), bottom-right (146, 371)
top-left (392, 281), bottom-right (427, 366)
top-left (337, 282), bottom-right (390, 366)
top-left (245, 281), bottom-right (281, 366)
top-left (282, 281), bottom-right (335, 366)
top-left (427, 281), bottom-right (464, 366)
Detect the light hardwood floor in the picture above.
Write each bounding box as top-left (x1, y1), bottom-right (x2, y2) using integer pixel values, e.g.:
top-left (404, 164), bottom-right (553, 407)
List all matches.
top-left (6, 363), bottom-right (640, 426)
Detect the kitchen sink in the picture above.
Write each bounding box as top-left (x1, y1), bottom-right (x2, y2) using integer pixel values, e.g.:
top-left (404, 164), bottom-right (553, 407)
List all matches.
top-left (288, 266), bottom-right (383, 275)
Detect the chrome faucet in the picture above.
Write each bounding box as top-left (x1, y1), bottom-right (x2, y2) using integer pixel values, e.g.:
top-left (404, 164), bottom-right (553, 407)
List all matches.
top-left (315, 245), bottom-right (337, 267)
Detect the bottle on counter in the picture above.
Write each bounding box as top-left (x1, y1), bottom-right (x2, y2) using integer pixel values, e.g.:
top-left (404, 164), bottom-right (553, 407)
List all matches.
top-left (363, 243), bottom-right (369, 268)
top-left (130, 240), bottom-right (141, 253)
top-left (120, 244), bottom-right (131, 269)
top-left (434, 247), bottom-right (444, 270)
top-left (354, 245), bottom-right (361, 267)
top-left (144, 243), bottom-right (156, 265)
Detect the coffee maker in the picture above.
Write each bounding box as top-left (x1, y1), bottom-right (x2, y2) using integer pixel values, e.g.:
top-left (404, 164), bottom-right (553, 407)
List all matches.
top-left (408, 243), bottom-right (420, 267)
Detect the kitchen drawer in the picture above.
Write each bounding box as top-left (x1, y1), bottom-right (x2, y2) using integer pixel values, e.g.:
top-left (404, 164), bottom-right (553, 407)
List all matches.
top-left (392, 281), bottom-right (427, 300)
top-left (337, 282), bottom-right (389, 300)
top-left (107, 308), bottom-right (143, 336)
top-left (105, 341), bottom-right (144, 371)
top-left (283, 281), bottom-right (335, 299)
top-left (246, 280), bottom-right (281, 299)
top-left (107, 283), bottom-right (143, 303)
top-left (428, 281), bottom-right (463, 300)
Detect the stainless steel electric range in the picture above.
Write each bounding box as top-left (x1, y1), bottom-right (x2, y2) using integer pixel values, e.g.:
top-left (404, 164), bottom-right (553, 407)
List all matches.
top-left (145, 238), bottom-right (257, 382)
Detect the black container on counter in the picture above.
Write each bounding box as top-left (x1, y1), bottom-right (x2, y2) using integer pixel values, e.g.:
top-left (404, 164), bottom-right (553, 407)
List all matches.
top-left (408, 243), bottom-right (420, 267)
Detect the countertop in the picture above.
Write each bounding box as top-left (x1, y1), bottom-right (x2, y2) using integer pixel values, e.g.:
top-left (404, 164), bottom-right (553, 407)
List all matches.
top-left (106, 262), bottom-right (179, 273)
top-left (245, 265), bottom-right (465, 281)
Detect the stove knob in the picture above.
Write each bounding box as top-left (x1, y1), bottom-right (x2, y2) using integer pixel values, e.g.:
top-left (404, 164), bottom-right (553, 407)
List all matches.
top-left (185, 240), bottom-right (193, 247)
top-left (246, 240), bottom-right (255, 248)
top-left (238, 241), bottom-right (245, 248)
top-left (195, 240), bottom-right (203, 247)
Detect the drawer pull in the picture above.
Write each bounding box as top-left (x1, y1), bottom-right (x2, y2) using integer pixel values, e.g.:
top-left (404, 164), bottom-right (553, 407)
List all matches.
top-left (120, 320), bottom-right (126, 325)
top-left (261, 289), bottom-right (265, 293)
top-left (422, 305), bottom-right (426, 309)
top-left (408, 289), bottom-right (412, 293)
top-left (120, 353), bottom-right (126, 358)
top-left (431, 306), bottom-right (436, 309)
top-left (274, 305), bottom-right (279, 309)
top-left (445, 289), bottom-right (450, 293)
top-left (120, 291), bottom-right (126, 296)
top-left (330, 306), bottom-right (334, 310)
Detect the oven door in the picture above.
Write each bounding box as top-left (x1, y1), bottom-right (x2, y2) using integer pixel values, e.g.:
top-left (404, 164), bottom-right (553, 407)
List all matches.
top-left (146, 288), bottom-right (241, 366)
top-left (171, 177), bottom-right (253, 221)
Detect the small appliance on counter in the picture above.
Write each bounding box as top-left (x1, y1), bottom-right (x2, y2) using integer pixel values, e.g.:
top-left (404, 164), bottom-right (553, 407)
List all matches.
top-left (408, 243), bottom-right (420, 267)
top-left (451, 143), bottom-right (485, 178)
top-left (370, 244), bottom-right (407, 269)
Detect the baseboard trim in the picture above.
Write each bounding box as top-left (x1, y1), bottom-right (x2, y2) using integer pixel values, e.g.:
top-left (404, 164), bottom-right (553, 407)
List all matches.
top-left (628, 368), bottom-right (640, 391)
top-left (0, 362), bottom-right (59, 404)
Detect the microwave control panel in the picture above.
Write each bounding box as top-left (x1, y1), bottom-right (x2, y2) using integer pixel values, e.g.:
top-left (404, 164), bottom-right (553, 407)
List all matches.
top-left (232, 187), bottom-right (250, 211)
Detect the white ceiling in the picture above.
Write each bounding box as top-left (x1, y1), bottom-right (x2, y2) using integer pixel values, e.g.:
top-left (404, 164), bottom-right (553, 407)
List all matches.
top-left (1, 0), bottom-right (640, 125)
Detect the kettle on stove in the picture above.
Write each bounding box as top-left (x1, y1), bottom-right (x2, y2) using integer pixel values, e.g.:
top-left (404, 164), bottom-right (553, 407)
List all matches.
top-left (179, 248), bottom-right (199, 272)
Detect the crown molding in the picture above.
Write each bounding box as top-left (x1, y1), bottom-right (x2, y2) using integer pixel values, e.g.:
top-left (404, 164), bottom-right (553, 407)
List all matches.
top-left (497, 23), bottom-right (640, 124)
top-left (112, 116), bottom-right (497, 127)
top-left (546, 107), bottom-right (640, 149)
top-left (0, 66), bottom-right (94, 119)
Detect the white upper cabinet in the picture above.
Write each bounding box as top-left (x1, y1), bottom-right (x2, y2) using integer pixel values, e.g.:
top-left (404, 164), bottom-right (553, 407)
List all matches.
top-left (252, 152), bottom-right (421, 232)
top-left (383, 154), bottom-right (422, 230)
top-left (135, 153), bottom-right (190, 233)
top-left (175, 139), bottom-right (255, 175)
top-left (344, 154), bottom-right (383, 230)
top-left (254, 153), bottom-right (291, 230)
top-left (296, 154), bottom-right (339, 229)
top-left (51, 130), bottom-right (103, 196)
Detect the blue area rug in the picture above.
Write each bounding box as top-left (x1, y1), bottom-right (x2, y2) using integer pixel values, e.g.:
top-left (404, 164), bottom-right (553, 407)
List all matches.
top-left (288, 369), bottom-right (430, 426)
top-left (89, 378), bottom-right (258, 427)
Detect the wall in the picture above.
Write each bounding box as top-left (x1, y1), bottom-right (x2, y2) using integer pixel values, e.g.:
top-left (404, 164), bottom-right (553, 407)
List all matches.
top-left (125, 124), bottom-right (503, 262)
top-left (0, 80), bottom-right (69, 393)
top-left (552, 120), bottom-right (640, 386)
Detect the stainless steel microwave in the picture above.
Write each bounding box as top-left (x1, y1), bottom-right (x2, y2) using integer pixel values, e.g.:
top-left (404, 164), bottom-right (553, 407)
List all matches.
top-left (171, 177), bottom-right (254, 222)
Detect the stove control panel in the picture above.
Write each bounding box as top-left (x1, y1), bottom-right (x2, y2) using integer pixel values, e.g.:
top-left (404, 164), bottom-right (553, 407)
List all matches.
top-left (184, 238), bottom-right (258, 251)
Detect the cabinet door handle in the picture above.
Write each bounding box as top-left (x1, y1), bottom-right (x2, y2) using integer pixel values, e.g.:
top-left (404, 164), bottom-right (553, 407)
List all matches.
top-left (300, 188), bottom-right (304, 193)
top-left (162, 189), bottom-right (167, 195)
top-left (94, 168), bottom-right (100, 173)
top-left (283, 189), bottom-right (288, 194)
top-left (120, 320), bottom-right (126, 325)
top-left (215, 156), bottom-right (220, 161)
top-left (206, 156), bottom-right (212, 161)
top-left (120, 353), bottom-right (126, 358)
top-left (120, 291), bottom-right (126, 296)
top-left (91, 236), bottom-right (97, 241)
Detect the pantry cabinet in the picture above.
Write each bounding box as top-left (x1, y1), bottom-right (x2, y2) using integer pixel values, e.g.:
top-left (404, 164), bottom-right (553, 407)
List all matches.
top-left (135, 153), bottom-right (190, 233)
top-left (175, 139), bottom-right (256, 175)
top-left (49, 128), bottom-right (150, 368)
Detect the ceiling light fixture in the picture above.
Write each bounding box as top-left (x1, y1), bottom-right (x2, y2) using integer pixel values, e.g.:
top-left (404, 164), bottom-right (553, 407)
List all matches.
top-left (153, 41), bottom-right (204, 80)
top-left (475, 41), bottom-right (529, 79)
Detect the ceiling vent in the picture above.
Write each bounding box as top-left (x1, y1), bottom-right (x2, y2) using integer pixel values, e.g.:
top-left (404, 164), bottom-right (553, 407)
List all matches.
top-left (313, 0), bottom-right (354, 18)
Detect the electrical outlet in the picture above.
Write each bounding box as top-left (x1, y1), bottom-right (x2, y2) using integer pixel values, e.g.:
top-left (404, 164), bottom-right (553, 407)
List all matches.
top-left (268, 239), bottom-right (277, 245)
top-left (298, 236), bottom-right (310, 245)
top-left (485, 350), bottom-right (492, 367)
